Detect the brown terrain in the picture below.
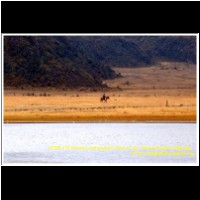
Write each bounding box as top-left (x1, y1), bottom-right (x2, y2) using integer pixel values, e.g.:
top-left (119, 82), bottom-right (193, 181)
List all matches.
top-left (4, 62), bottom-right (196, 122)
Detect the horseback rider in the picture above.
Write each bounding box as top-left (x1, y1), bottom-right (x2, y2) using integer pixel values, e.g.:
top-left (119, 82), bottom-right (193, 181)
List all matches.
top-left (100, 93), bottom-right (109, 103)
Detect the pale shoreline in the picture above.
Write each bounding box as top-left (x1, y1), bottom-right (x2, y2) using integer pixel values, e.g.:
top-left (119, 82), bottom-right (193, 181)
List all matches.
top-left (4, 121), bottom-right (196, 124)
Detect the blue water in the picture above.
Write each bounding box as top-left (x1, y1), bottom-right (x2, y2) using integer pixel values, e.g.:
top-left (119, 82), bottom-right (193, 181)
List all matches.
top-left (3, 123), bottom-right (197, 163)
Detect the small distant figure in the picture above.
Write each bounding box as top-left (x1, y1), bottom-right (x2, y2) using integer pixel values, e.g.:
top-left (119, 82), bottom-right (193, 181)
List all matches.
top-left (100, 94), bottom-right (110, 103)
top-left (166, 100), bottom-right (169, 107)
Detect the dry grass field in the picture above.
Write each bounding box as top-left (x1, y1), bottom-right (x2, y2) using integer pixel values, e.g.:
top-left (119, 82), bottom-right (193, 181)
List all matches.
top-left (4, 62), bottom-right (196, 122)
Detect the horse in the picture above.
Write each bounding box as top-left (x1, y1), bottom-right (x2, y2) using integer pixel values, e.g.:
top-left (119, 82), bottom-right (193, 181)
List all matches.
top-left (100, 96), bottom-right (110, 103)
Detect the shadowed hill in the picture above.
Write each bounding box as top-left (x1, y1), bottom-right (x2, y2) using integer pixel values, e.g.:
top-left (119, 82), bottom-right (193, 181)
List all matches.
top-left (61, 36), bottom-right (196, 67)
top-left (4, 36), bottom-right (118, 88)
top-left (65, 36), bottom-right (152, 67)
top-left (123, 36), bottom-right (196, 64)
top-left (4, 36), bottom-right (196, 89)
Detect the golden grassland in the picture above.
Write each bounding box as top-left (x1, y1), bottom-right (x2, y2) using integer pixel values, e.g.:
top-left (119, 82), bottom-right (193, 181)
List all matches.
top-left (4, 62), bottom-right (197, 122)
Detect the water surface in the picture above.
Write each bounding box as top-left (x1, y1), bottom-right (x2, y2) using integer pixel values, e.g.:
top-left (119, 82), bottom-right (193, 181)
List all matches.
top-left (3, 123), bottom-right (196, 163)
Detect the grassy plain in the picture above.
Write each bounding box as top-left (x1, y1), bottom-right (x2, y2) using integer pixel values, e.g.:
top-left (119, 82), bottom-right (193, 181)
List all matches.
top-left (4, 62), bottom-right (196, 122)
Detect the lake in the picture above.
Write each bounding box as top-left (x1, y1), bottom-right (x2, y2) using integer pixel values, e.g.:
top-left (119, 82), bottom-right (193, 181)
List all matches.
top-left (3, 123), bottom-right (196, 164)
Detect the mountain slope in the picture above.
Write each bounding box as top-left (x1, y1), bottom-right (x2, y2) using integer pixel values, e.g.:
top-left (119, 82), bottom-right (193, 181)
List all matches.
top-left (123, 36), bottom-right (196, 63)
top-left (65, 36), bottom-right (152, 67)
top-left (4, 36), bottom-right (196, 89)
top-left (4, 36), bottom-right (117, 88)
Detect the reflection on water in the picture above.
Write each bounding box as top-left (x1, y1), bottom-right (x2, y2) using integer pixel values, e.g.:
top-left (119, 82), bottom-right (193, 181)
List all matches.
top-left (3, 123), bottom-right (196, 163)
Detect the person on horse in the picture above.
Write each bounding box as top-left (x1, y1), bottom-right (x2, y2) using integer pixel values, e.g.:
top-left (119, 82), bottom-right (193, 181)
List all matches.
top-left (103, 93), bottom-right (106, 101)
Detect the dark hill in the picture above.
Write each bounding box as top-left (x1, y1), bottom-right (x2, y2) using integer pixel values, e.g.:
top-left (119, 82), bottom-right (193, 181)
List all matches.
top-left (65, 36), bottom-right (152, 67)
top-left (4, 36), bottom-right (196, 89)
top-left (4, 36), bottom-right (117, 88)
top-left (60, 36), bottom-right (196, 67)
top-left (123, 36), bottom-right (196, 64)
